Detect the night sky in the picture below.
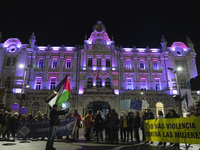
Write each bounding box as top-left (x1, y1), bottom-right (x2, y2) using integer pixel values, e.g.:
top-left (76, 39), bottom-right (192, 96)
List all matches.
top-left (1, 1), bottom-right (200, 73)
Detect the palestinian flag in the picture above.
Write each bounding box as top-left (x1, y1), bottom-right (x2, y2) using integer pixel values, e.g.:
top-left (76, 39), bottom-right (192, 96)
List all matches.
top-left (45, 75), bottom-right (71, 107)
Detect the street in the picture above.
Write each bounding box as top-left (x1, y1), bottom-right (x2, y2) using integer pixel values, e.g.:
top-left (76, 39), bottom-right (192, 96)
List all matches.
top-left (1, 129), bottom-right (200, 150)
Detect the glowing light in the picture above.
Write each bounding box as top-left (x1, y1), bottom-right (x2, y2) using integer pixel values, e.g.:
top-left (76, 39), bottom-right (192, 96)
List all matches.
top-left (197, 91), bottom-right (200, 95)
top-left (112, 68), bottom-right (115, 70)
top-left (19, 64), bottom-right (25, 69)
top-left (53, 90), bottom-right (58, 94)
top-left (93, 67), bottom-right (97, 70)
top-left (83, 67), bottom-right (86, 70)
top-left (150, 48), bottom-right (159, 52)
top-left (102, 82), bottom-right (105, 86)
top-left (4, 38), bottom-right (22, 48)
top-left (52, 47), bottom-right (60, 51)
top-left (114, 89), bottom-right (119, 95)
top-left (141, 92), bottom-right (144, 95)
top-left (26, 85), bottom-right (30, 88)
top-left (13, 88), bottom-right (22, 94)
top-left (177, 67), bottom-right (182, 71)
top-left (65, 47), bottom-right (75, 51)
top-left (123, 48), bottom-right (132, 52)
top-left (137, 48), bottom-right (146, 52)
top-left (38, 46), bottom-right (47, 51)
top-left (79, 90), bottom-right (84, 94)
top-left (102, 67), bottom-right (106, 70)
top-left (93, 82), bottom-right (96, 86)
top-left (173, 90), bottom-right (178, 95)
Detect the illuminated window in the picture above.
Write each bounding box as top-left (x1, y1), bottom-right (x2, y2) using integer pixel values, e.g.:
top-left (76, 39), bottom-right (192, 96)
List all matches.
top-left (126, 60), bottom-right (131, 70)
top-left (97, 58), bottom-right (101, 68)
top-left (38, 59), bottom-right (44, 68)
top-left (156, 102), bottom-right (164, 117)
top-left (52, 59), bottom-right (57, 68)
top-left (105, 78), bottom-right (111, 89)
top-left (50, 77), bottom-right (56, 89)
top-left (106, 58), bottom-right (110, 68)
top-left (140, 78), bottom-right (146, 90)
top-left (35, 77), bottom-right (42, 90)
top-left (66, 59), bottom-right (71, 69)
top-left (126, 78), bottom-right (133, 90)
top-left (153, 61), bottom-right (158, 70)
top-left (88, 58), bottom-right (93, 67)
top-left (155, 78), bottom-right (160, 90)
top-left (87, 77), bottom-right (93, 89)
top-left (140, 60), bottom-right (145, 69)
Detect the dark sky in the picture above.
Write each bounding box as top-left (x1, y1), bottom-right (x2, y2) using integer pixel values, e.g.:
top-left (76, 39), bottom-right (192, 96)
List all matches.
top-left (1, 0), bottom-right (200, 72)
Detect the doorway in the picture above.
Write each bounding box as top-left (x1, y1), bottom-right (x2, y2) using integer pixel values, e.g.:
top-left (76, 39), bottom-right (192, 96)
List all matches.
top-left (87, 101), bottom-right (110, 116)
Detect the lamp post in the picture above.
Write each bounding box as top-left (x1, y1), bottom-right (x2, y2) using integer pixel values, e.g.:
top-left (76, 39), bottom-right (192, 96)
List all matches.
top-left (18, 64), bottom-right (28, 113)
top-left (168, 67), bottom-right (183, 117)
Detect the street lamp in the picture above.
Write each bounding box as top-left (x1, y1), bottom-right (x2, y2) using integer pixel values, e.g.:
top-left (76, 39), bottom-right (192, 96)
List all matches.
top-left (168, 67), bottom-right (183, 117)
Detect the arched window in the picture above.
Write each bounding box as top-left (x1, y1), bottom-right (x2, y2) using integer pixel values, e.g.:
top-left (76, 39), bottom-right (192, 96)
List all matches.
top-left (6, 57), bottom-right (11, 66)
top-left (31, 102), bottom-right (39, 116)
top-left (87, 77), bottom-right (93, 89)
top-left (156, 102), bottom-right (164, 117)
top-left (96, 78), bottom-right (102, 88)
top-left (5, 77), bottom-right (11, 88)
top-left (105, 78), bottom-right (111, 89)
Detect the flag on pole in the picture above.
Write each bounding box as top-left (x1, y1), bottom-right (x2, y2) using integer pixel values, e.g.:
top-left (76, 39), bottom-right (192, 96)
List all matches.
top-left (96, 72), bottom-right (99, 83)
top-left (185, 92), bottom-right (189, 109)
top-left (45, 75), bottom-right (71, 107)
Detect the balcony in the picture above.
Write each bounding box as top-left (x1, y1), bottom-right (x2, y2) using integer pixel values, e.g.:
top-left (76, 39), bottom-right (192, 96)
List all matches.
top-left (84, 87), bottom-right (114, 95)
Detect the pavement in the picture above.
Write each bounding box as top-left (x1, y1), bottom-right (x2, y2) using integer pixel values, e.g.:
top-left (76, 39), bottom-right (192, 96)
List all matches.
top-left (1, 129), bottom-right (200, 150)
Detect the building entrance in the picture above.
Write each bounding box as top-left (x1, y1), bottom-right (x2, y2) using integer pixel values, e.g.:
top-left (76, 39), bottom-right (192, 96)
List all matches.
top-left (87, 101), bottom-right (110, 115)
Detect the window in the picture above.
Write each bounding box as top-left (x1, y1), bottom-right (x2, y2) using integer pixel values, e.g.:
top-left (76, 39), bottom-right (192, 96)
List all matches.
top-left (140, 60), bottom-right (145, 69)
top-left (6, 57), bottom-right (11, 66)
top-left (106, 58), bottom-right (110, 68)
top-left (87, 77), bottom-right (93, 89)
top-left (153, 61), bottom-right (158, 70)
top-left (50, 77), bottom-right (56, 89)
top-left (180, 78), bottom-right (187, 89)
top-left (156, 102), bottom-right (164, 117)
top-left (126, 78), bottom-right (133, 90)
top-left (96, 78), bottom-right (102, 88)
top-left (105, 78), bottom-right (111, 89)
top-left (97, 58), bottom-right (101, 68)
top-left (88, 58), bottom-right (93, 67)
top-left (126, 60), bottom-right (131, 70)
top-left (5, 77), bottom-right (11, 88)
top-left (12, 58), bottom-right (17, 66)
top-left (35, 77), bottom-right (42, 90)
top-left (175, 60), bottom-right (185, 70)
top-left (66, 59), bottom-right (71, 69)
top-left (31, 102), bottom-right (39, 116)
top-left (155, 78), bottom-right (160, 90)
top-left (38, 59), bottom-right (44, 68)
top-left (52, 59), bottom-right (57, 68)
top-left (141, 78), bottom-right (146, 90)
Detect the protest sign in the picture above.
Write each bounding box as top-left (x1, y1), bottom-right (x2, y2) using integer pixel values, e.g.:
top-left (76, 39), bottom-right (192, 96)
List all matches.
top-left (130, 99), bottom-right (142, 110)
top-left (17, 117), bottom-right (77, 138)
top-left (144, 116), bottom-right (200, 144)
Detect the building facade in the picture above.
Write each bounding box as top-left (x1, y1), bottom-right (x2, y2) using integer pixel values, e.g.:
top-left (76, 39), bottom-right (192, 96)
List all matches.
top-left (0, 21), bottom-right (199, 117)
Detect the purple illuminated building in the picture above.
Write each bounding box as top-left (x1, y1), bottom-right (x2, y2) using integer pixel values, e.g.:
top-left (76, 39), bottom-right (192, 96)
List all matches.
top-left (0, 21), bottom-right (199, 117)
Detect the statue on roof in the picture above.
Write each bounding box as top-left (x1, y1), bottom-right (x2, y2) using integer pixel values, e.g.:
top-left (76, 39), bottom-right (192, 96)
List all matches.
top-left (29, 32), bottom-right (36, 48)
top-left (93, 21), bottom-right (106, 32)
top-left (160, 35), bottom-right (167, 51)
top-left (186, 36), bottom-right (195, 52)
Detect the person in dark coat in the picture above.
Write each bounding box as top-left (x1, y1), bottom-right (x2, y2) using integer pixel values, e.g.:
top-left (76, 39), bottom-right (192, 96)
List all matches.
top-left (165, 107), bottom-right (171, 118)
top-left (140, 111), bottom-right (147, 142)
top-left (110, 109), bottom-right (119, 144)
top-left (145, 109), bottom-right (154, 144)
top-left (134, 111), bottom-right (141, 143)
top-left (105, 113), bottom-right (111, 141)
top-left (10, 112), bottom-right (20, 141)
top-left (126, 112), bottom-right (134, 142)
top-left (0, 109), bottom-right (4, 139)
top-left (94, 110), bottom-right (103, 143)
top-left (45, 104), bottom-right (69, 150)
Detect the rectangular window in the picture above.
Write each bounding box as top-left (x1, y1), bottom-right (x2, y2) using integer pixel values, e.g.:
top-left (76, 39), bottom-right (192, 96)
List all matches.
top-left (155, 78), bottom-right (160, 90)
top-left (126, 78), bottom-right (133, 90)
top-left (50, 77), bottom-right (56, 89)
top-left (126, 60), bottom-right (131, 70)
top-left (141, 78), bottom-right (146, 90)
top-left (97, 58), bottom-right (101, 68)
top-left (140, 60), bottom-right (145, 69)
top-left (52, 59), bottom-right (57, 68)
top-left (88, 58), bottom-right (93, 67)
top-left (153, 61), bottom-right (158, 70)
top-left (66, 59), bottom-right (71, 69)
top-left (106, 58), bottom-right (110, 68)
top-left (38, 59), bottom-right (44, 68)
top-left (35, 77), bottom-right (42, 90)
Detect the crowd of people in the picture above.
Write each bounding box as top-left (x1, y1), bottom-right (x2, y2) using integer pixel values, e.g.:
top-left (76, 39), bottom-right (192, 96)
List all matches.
top-left (0, 106), bottom-right (200, 150)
